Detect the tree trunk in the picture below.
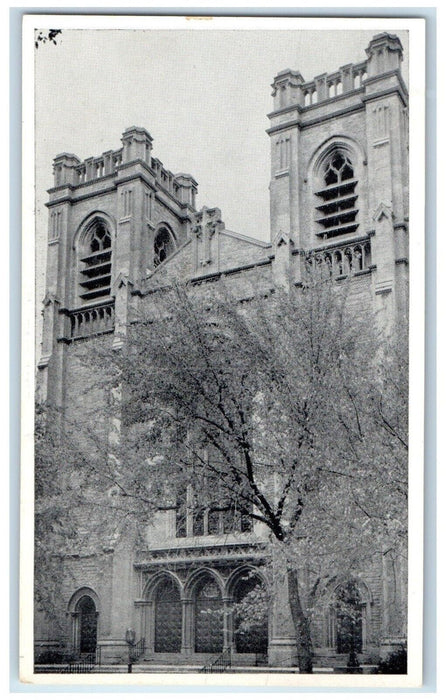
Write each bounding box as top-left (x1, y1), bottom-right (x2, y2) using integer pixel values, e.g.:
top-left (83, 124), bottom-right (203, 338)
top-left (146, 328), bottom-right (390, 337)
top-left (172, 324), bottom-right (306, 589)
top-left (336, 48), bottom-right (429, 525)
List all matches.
top-left (287, 567), bottom-right (313, 673)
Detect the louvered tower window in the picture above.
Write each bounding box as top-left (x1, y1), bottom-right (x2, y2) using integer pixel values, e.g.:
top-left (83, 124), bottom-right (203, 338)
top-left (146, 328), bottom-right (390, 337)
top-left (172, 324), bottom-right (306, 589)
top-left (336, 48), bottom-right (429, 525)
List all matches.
top-left (79, 220), bottom-right (112, 301)
top-left (315, 152), bottom-right (359, 238)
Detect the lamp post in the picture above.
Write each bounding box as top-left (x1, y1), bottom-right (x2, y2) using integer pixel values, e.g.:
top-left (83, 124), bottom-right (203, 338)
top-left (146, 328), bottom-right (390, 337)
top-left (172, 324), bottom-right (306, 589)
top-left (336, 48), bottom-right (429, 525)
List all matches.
top-left (125, 628), bottom-right (136, 673)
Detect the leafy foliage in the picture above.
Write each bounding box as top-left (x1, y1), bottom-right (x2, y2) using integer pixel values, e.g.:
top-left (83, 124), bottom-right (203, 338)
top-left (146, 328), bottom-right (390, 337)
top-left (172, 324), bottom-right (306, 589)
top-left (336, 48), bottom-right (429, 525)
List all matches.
top-left (34, 398), bottom-right (151, 623)
top-left (377, 645), bottom-right (407, 674)
top-left (37, 273), bottom-right (408, 670)
top-left (34, 402), bottom-right (79, 624)
top-left (89, 276), bottom-right (407, 670)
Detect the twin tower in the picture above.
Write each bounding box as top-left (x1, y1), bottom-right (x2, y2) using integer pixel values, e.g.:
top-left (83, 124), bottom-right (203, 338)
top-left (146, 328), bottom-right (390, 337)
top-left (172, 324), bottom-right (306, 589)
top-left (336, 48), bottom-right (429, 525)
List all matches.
top-left (40, 31), bottom-right (408, 387)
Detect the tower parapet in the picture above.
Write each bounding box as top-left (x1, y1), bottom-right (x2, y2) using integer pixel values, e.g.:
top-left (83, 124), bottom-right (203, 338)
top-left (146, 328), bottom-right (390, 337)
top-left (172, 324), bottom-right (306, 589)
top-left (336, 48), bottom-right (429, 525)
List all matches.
top-left (49, 128), bottom-right (198, 209)
top-left (121, 125), bottom-right (153, 164)
top-left (269, 32), bottom-right (405, 114)
top-left (365, 32), bottom-right (403, 77)
top-left (52, 153), bottom-right (81, 186)
top-left (271, 69), bottom-right (305, 110)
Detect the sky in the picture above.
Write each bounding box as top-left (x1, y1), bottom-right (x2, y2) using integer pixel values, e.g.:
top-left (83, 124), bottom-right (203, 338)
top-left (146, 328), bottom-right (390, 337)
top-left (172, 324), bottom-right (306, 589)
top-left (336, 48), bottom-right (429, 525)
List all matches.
top-left (32, 20), bottom-right (409, 340)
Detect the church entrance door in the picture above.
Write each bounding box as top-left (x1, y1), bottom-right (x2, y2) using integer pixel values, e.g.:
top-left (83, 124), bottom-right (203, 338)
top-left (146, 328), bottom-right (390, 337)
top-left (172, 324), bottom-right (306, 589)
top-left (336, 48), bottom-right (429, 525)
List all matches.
top-left (194, 577), bottom-right (223, 653)
top-left (154, 578), bottom-right (182, 652)
top-left (77, 595), bottom-right (97, 655)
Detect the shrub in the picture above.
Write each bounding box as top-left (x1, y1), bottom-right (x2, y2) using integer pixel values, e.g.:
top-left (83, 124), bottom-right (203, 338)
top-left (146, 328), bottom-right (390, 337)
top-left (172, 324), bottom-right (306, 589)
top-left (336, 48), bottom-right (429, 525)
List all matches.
top-left (377, 645), bottom-right (407, 674)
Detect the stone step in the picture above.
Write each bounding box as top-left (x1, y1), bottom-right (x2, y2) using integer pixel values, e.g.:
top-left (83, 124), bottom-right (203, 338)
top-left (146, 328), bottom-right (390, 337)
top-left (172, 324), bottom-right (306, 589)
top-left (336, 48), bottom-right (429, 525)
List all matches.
top-left (142, 652), bottom-right (261, 667)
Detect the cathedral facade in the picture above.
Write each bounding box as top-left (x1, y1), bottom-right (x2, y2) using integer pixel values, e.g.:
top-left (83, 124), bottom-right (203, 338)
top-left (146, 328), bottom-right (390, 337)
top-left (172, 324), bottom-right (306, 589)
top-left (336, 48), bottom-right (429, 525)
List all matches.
top-left (36, 33), bottom-right (409, 670)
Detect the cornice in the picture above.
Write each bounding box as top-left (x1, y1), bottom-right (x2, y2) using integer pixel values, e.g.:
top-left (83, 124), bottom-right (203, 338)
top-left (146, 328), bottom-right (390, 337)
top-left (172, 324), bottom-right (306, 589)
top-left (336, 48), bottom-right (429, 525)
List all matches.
top-left (190, 258), bottom-right (272, 285)
top-left (46, 183), bottom-right (117, 207)
top-left (266, 118), bottom-right (301, 136)
top-left (266, 101), bottom-right (366, 135)
top-left (362, 68), bottom-right (408, 96)
top-left (267, 103), bottom-right (302, 120)
top-left (361, 85), bottom-right (408, 108)
top-left (301, 101), bottom-right (365, 130)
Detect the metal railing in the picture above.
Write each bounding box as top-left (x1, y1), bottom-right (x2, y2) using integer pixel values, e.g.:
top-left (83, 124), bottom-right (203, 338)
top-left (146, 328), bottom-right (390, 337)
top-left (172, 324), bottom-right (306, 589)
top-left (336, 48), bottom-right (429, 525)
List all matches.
top-left (201, 647), bottom-right (232, 673)
top-left (61, 651), bottom-right (98, 674)
top-left (129, 638), bottom-right (146, 663)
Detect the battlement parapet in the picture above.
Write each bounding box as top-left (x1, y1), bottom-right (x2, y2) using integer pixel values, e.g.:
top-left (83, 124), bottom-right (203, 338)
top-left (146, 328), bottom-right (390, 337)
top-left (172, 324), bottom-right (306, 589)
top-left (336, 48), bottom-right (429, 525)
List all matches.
top-left (271, 32), bottom-right (405, 112)
top-left (50, 127), bottom-right (198, 207)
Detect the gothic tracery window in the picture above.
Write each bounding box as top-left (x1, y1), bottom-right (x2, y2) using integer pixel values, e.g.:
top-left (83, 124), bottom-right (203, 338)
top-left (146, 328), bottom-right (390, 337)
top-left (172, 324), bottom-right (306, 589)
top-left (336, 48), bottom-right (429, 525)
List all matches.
top-left (153, 227), bottom-right (175, 268)
top-left (175, 483), bottom-right (253, 538)
top-left (315, 151), bottom-right (359, 238)
top-left (79, 219), bottom-right (112, 302)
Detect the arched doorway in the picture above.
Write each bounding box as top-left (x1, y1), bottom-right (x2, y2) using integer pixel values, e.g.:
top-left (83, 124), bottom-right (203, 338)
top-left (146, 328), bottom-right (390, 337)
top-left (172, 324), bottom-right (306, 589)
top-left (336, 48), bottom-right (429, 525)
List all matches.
top-left (154, 577), bottom-right (182, 653)
top-left (233, 574), bottom-right (268, 654)
top-left (76, 595), bottom-right (98, 655)
top-left (194, 576), bottom-right (223, 653)
top-left (334, 581), bottom-right (364, 654)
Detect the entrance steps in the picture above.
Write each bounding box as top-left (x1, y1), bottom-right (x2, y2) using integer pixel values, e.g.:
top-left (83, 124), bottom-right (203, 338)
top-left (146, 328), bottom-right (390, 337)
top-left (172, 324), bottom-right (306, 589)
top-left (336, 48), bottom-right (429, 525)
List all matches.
top-left (142, 652), bottom-right (261, 667)
top-left (133, 664), bottom-right (297, 673)
top-left (314, 652), bottom-right (349, 667)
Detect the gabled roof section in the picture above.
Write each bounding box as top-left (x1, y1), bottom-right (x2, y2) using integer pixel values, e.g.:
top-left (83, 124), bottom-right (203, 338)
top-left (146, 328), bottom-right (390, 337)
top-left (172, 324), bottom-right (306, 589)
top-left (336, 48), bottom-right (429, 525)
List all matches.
top-left (139, 217), bottom-right (272, 296)
top-left (221, 228), bottom-right (271, 249)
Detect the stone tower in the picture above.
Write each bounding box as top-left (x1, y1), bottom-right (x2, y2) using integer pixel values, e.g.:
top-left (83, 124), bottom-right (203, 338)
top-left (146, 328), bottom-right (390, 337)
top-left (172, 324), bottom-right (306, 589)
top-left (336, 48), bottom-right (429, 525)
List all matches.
top-left (38, 126), bottom-right (198, 403)
top-left (267, 32), bottom-right (408, 325)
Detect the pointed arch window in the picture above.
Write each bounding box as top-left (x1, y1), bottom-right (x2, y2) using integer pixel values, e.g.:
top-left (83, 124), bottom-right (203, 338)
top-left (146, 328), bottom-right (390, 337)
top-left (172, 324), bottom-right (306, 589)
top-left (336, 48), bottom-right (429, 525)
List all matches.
top-left (79, 219), bottom-right (112, 301)
top-left (315, 151), bottom-right (359, 238)
top-left (175, 481), bottom-right (253, 538)
top-left (153, 227), bottom-right (175, 268)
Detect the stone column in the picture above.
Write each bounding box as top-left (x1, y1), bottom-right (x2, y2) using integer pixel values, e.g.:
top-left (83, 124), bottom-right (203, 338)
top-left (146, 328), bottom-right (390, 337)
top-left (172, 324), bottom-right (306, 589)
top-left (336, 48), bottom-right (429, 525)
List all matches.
top-left (134, 600), bottom-right (149, 646)
top-left (144, 601), bottom-right (155, 654)
top-left (268, 569), bottom-right (297, 667)
top-left (70, 612), bottom-right (80, 655)
top-left (223, 597), bottom-right (234, 651)
top-left (370, 206), bottom-right (397, 334)
top-left (181, 598), bottom-right (194, 656)
top-left (272, 231), bottom-right (294, 289)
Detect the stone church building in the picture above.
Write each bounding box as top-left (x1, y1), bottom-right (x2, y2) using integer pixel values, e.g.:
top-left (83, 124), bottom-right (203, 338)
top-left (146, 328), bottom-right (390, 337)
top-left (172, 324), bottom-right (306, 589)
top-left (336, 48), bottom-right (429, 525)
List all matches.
top-left (36, 33), bottom-right (408, 670)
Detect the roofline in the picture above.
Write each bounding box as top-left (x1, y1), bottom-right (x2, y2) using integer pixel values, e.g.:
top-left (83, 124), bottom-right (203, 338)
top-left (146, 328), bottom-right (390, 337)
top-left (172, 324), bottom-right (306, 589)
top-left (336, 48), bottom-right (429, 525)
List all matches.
top-left (221, 228), bottom-right (271, 248)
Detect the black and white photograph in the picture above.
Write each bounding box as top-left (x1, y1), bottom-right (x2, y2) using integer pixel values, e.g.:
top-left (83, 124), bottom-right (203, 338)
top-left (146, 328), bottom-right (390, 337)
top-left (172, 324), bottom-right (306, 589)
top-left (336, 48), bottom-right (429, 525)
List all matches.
top-left (20, 14), bottom-right (425, 687)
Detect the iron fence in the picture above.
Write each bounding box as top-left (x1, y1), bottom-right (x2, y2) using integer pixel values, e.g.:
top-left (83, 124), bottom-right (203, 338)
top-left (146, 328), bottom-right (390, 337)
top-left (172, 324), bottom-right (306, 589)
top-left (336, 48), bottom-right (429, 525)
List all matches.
top-left (201, 647), bottom-right (232, 673)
